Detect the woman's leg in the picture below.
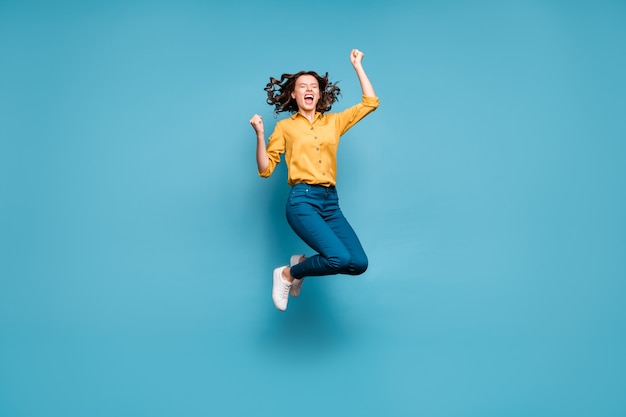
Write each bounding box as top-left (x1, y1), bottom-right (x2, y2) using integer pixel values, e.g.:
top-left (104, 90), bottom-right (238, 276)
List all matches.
top-left (286, 185), bottom-right (367, 278)
top-left (324, 202), bottom-right (368, 276)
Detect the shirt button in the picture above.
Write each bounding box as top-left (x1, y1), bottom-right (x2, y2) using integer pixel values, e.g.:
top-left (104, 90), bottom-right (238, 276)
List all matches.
top-left (316, 147), bottom-right (319, 151)
top-left (319, 160), bottom-right (322, 163)
top-left (310, 127), bottom-right (314, 131)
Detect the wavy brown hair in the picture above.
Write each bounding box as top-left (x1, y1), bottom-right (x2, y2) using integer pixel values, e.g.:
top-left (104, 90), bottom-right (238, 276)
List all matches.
top-left (264, 71), bottom-right (341, 116)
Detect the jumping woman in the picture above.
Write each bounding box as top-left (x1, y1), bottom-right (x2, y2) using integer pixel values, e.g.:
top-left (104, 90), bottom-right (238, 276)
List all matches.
top-left (249, 49), bottom-right (379, 311)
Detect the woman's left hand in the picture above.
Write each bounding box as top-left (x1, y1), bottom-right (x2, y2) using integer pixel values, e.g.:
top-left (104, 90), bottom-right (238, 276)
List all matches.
top-left (350, 49), bottom-right (364, 66)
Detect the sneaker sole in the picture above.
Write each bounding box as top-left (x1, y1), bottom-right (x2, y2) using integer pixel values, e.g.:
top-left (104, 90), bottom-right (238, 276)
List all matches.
top-left (272, 266), bottom-right (289, 311)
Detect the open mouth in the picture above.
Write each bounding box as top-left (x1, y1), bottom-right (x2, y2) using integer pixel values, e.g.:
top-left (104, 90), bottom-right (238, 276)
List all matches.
top-left (304, 94), bottom-right (314, 105)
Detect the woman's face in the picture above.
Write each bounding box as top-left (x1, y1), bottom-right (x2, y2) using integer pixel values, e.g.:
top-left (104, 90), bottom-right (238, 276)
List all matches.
top-left (291, 74), bottom-right (320, 113)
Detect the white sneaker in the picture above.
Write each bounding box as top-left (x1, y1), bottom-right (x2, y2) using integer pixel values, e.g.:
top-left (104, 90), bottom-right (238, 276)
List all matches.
top-left (272, 266), bottom-right (291, 311)
top-left (289, 254), bottom-right (305, 297)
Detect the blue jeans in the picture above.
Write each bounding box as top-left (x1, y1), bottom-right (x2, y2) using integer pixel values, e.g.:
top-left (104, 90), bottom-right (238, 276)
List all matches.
top-left (286, 183), bottom-right (368, 279)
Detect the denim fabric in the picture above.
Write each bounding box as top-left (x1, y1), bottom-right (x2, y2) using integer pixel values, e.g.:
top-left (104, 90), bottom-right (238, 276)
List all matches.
top-left (286, 183), bottom-right (368, 279)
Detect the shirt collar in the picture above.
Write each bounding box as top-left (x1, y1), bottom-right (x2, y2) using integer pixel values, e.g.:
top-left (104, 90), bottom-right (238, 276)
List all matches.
top-left (291, 111), bottom-right (322, 122)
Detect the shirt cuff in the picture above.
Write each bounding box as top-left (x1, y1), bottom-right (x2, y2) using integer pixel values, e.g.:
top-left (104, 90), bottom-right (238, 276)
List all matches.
top-left (362, 95), bottom-right (379, 108)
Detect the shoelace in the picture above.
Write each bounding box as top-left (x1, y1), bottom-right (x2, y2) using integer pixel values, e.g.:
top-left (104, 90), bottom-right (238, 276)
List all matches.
top-left (279, 281), bottom-right (291, 299)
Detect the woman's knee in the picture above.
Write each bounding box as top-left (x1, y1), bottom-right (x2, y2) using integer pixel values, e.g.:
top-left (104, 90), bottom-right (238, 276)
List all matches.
top-left (350, 255), bottom-right (368, 275)
top-left (328, 253), bottom-right (368, 275)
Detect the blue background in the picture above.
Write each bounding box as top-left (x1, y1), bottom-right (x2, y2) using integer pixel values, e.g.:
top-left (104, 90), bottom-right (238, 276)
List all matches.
top-left (1, 0), bottom-right (625, 416)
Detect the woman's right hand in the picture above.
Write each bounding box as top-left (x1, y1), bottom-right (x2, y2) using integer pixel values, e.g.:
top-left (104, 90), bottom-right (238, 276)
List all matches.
top-left (249, 114), bottom-right (264, 135)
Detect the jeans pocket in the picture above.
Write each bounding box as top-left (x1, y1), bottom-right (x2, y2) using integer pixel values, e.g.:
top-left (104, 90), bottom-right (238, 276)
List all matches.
top-left (288, 185), bottom-right (310, 204)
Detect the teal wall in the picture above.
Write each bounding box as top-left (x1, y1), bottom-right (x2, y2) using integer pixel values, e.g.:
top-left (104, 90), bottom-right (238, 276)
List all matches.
top-left (1, 1), bottom-right (625, 416)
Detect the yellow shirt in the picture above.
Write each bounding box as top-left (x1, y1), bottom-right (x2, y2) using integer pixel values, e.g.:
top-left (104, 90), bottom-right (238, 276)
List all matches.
top-left (259, 95), bottom-right (379, 186)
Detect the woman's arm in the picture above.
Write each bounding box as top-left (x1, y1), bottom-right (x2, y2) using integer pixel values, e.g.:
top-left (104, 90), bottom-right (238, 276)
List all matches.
top-left (250, 114), bottom-right (269, 173)
top-left (350, 49), bottom-right (376, 97)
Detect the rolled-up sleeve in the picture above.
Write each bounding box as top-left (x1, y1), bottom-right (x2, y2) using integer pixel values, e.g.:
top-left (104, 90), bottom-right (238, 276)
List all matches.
top-left (258, 122), bottom-right (285, 178)
top-left (337, 95), bottom-right (379, 136)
